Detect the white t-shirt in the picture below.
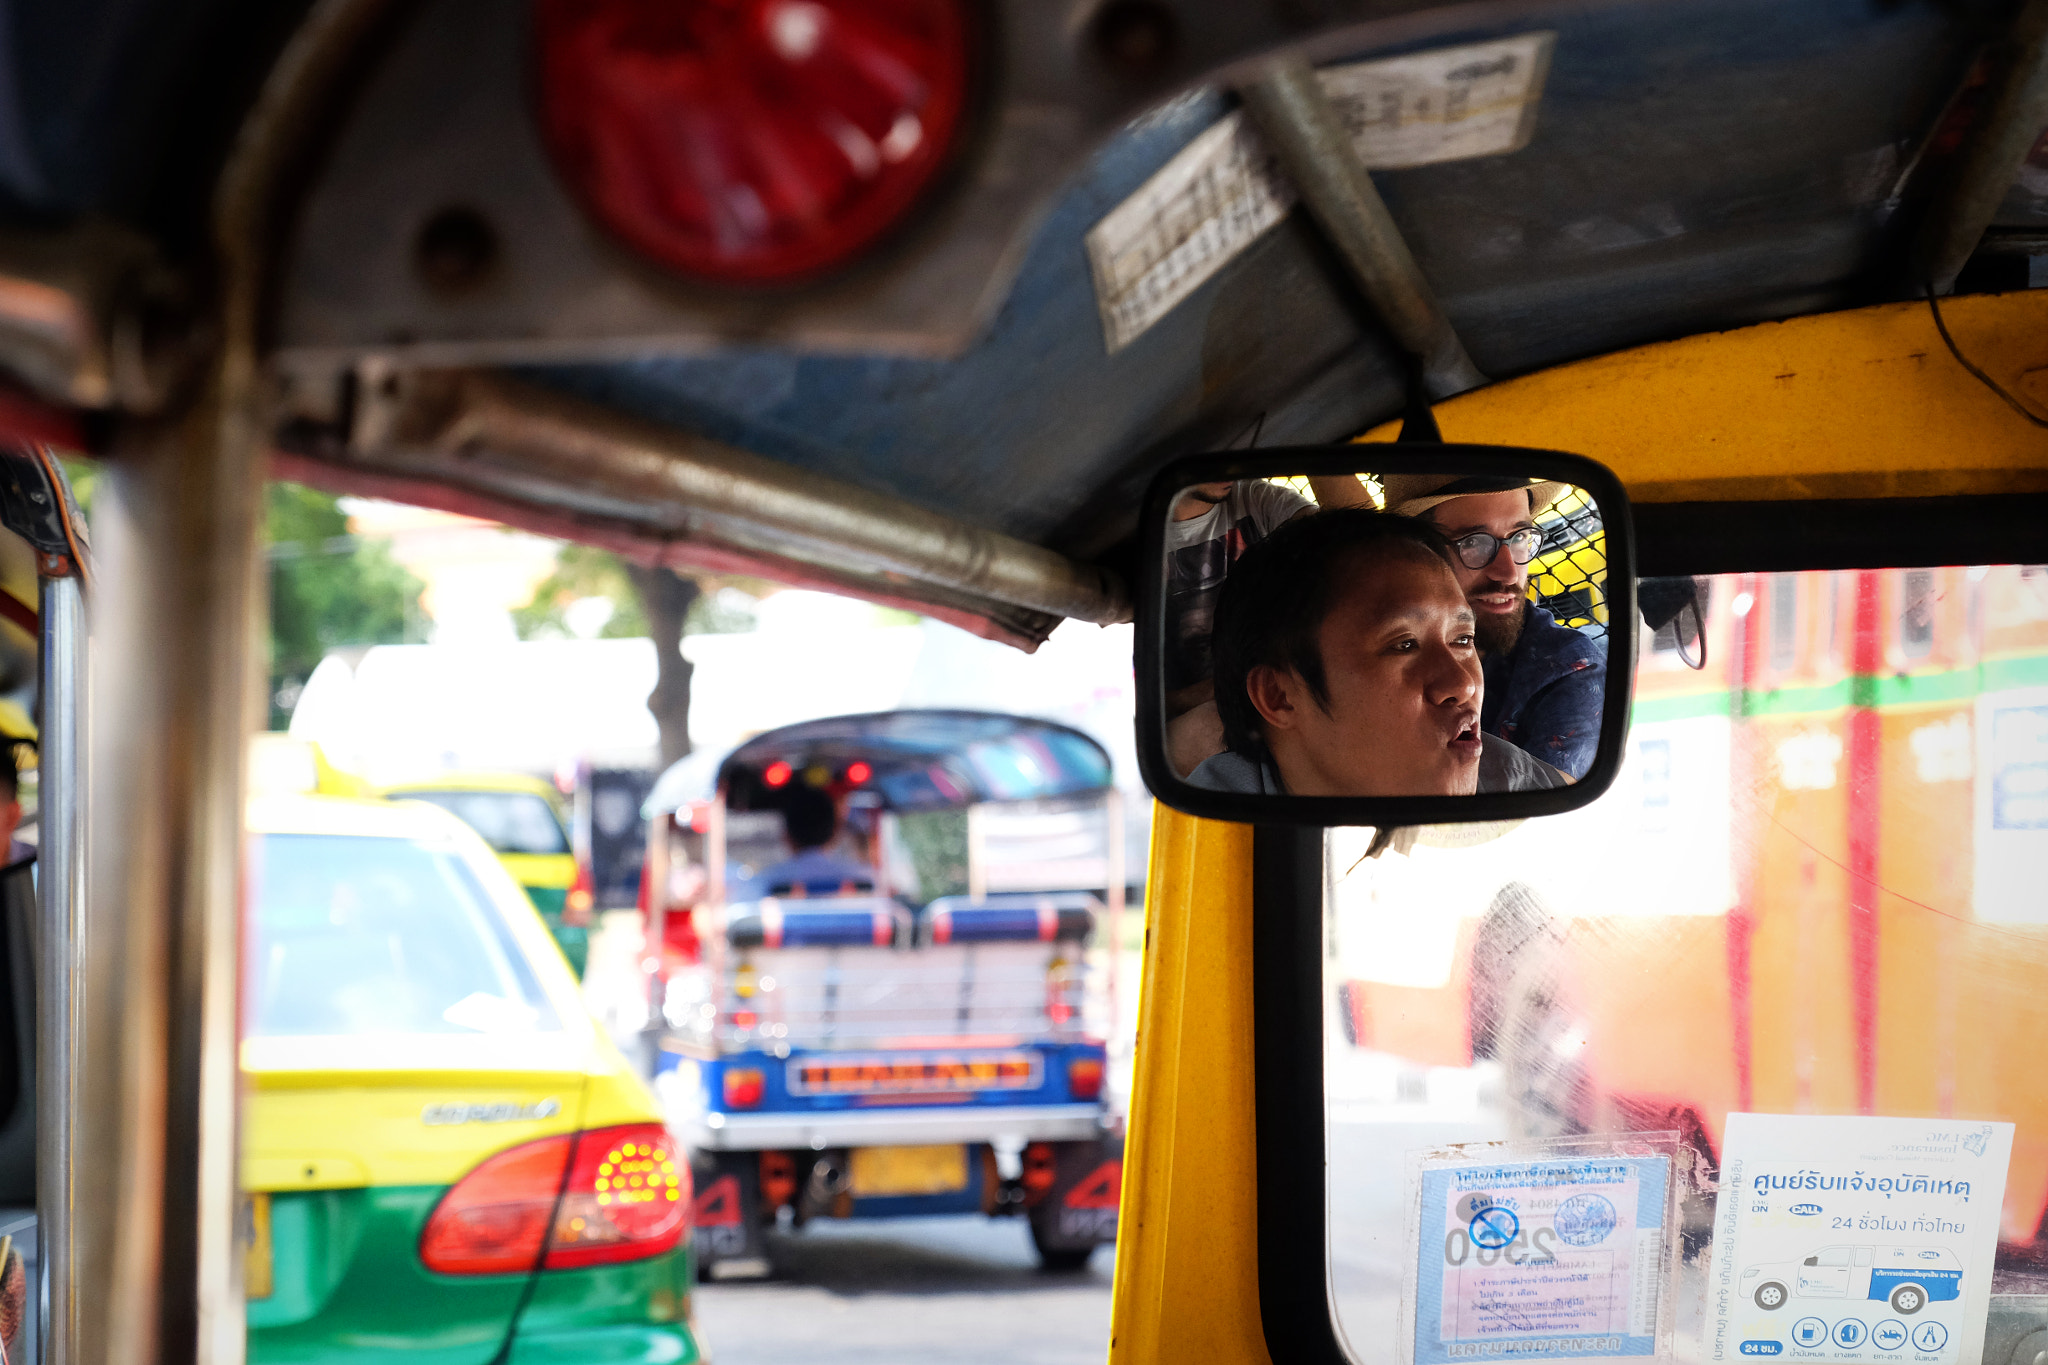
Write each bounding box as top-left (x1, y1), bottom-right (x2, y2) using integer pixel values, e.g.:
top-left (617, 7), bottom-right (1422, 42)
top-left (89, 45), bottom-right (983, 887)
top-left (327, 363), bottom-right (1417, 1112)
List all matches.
top-left (1163, 481), bottom-right (1311, 693)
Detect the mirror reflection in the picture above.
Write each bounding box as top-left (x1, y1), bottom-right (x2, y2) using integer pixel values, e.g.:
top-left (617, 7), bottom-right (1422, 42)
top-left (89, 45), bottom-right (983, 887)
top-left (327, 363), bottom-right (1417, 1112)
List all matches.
top-left (1163, 471), bottom-right (1608, 798)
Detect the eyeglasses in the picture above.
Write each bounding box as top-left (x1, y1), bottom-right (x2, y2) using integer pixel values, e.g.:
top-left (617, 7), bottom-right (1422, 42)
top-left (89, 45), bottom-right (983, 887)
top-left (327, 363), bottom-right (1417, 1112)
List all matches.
top-left (1447, 527), bottom-right (1544, 570)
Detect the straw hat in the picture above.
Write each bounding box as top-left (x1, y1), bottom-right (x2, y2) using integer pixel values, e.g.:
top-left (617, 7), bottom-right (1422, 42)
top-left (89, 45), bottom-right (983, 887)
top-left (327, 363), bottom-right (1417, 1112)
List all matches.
top-left (1379, 473), bottom-right (1569, 521)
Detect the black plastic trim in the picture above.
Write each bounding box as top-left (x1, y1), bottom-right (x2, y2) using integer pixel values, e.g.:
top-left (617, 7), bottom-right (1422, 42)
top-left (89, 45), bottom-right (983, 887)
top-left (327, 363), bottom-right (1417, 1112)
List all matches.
top-left (1137, 444), bottom-right (1639, 828)
top-left (1253, 823), bottom-right (1350, 1364)
top-left (1635, 493), bottom-right (2048, 575)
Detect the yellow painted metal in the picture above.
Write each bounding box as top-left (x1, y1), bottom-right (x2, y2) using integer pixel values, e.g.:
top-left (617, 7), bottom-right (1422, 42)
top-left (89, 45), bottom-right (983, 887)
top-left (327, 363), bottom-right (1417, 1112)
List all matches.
top-left (240, 1055), bottom-right (660, 1191)
top-left (1108, 806), bottom-right (1269, 1365)
top-left (500, 850), bottom-right (577, 890)
top-left (1358, 291), bottom-right (2048, 501)
top-left (383, 770), bottom-right (565, 799)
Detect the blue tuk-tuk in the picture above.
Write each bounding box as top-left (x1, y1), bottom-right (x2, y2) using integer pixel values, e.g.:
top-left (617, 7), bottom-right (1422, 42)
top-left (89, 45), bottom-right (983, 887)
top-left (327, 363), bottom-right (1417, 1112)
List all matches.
top-left (640, 710), bottom-right (1128, 1276)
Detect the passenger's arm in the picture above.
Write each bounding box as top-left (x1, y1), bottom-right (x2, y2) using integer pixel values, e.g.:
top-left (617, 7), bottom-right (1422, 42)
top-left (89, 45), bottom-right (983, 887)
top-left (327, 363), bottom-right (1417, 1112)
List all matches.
top-left (1306, 475), bottom-right (1374, 510)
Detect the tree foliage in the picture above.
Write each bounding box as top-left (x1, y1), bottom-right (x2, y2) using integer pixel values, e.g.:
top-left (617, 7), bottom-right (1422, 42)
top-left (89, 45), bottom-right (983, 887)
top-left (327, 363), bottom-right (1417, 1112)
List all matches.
top-left (512, 544), bottom-right (649, 639)
top-left (267, 483), bottom-right (423, 728)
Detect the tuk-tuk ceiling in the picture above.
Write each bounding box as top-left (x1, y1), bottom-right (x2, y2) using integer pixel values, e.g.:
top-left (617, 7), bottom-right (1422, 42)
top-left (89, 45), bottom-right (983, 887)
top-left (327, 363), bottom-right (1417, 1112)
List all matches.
top-left (645, 711), bottom-right (1116, 816)
top-left (326, 0), bottom-right (2012, 562)
top-left (0, 0), bottom-right (2040, 589)
top-left (524, 0), bottom-right (1998, 560)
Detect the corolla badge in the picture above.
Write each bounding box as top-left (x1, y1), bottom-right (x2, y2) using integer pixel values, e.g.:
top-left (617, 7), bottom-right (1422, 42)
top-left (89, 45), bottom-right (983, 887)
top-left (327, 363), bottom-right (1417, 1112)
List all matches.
top-left (1789, 1203), bottom-right (1822, 1216)
top-left (421, 1098), bottom-right (561, 1125)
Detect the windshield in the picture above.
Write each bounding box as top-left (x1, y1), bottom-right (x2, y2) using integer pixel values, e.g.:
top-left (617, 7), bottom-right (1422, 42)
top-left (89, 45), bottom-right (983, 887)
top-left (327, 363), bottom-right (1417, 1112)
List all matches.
top-left (1323, 563), bottom-right (2048, 1362)
top-left (395, 789), bottom-right (569, 855)
top-left (247, 833), bottom-right (561, 1038)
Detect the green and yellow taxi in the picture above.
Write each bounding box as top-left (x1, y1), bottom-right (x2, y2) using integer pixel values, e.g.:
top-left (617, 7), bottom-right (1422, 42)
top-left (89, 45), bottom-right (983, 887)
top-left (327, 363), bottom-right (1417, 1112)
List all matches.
top-left (243, 794), bottom-right (698, 1363)
top-left (378, 773), bottom-right (591, 976)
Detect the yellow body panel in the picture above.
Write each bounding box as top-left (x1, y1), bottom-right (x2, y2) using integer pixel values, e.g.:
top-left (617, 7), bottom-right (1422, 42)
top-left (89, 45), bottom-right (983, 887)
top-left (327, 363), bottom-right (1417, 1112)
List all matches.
top-left (1109, 808), bottom-right (1268, 1365)
top-left (241, 1057), bottom-right (661, 1192)
top-left (498, 850), bottom-right (576, 890)
top-left (1359, 290), bottom-right (2048, 501)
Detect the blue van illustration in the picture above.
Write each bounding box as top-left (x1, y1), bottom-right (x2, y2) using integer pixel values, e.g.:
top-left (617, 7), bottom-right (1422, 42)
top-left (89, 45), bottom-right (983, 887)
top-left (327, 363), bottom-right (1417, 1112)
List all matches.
top-left (1742, 1245), bottom-right (1962, 1315)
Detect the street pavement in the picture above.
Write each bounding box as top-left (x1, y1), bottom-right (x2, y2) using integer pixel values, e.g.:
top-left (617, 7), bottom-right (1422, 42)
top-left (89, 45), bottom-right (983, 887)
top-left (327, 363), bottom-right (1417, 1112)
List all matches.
top-left (691, 1216), bottom-right (1113, 1365)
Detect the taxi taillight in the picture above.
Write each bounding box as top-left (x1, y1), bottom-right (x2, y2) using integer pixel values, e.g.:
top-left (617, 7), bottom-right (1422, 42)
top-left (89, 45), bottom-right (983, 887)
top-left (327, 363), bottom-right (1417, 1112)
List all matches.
top-left (419, 1123), bottom-right (689, 1275)
top-left (566, 860), bottom-right (595, 926)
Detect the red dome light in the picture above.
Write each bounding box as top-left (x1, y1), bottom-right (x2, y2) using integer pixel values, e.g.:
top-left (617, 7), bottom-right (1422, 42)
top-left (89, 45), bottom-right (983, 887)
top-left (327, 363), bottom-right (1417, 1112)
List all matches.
top-left (535, 0), bottom-right (973, 283)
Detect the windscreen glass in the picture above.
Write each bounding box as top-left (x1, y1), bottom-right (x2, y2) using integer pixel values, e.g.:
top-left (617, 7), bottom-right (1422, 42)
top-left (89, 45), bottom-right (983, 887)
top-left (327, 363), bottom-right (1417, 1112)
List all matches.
top-left (248, 833), bottom-right (561, 1037)
top-left (1324, 564), bottom-right (2048, 1362)
top-left (397, 789), bottom-right (570, 855)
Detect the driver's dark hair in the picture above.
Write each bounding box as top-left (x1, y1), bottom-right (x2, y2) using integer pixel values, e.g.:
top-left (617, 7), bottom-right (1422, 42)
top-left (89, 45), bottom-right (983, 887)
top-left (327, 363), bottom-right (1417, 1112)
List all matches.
top-left (1210, 507), bottom-right (1458, 759)
top-left (780, 784), bottom-right (839, 850)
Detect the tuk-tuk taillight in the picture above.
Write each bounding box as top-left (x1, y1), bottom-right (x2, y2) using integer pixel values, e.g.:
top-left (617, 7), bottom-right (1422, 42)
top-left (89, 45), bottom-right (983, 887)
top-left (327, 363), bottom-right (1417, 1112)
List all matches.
top-left (534, 0), bottom-right (973, 284)
top-left (1067, 1056), bottom-right (1104, 1102)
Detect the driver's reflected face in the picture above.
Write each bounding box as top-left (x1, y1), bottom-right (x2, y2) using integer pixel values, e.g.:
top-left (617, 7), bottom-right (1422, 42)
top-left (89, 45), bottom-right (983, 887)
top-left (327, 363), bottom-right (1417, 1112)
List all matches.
top-left (1248, 548), bottom-right (1483, 796)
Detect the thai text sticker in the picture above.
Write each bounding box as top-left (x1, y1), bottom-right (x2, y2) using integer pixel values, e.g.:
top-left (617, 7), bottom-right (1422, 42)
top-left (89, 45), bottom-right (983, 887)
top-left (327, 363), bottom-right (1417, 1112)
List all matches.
top-left (1413, 1152), bottom-right (1672, 1362)
top-left (1084, 33), bottom-right (1554, 352)
top-left (1711, 1114), bottom-right (2013, 1365)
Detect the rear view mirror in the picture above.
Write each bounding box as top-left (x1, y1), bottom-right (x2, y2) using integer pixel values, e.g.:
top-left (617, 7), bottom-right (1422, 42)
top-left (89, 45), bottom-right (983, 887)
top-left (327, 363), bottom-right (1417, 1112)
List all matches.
top-left (1134, 445), bottom-right (1636, 826)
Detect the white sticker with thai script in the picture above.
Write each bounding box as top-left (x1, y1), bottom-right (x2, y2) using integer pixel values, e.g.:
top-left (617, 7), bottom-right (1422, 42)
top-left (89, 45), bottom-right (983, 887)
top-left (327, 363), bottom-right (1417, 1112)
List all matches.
top-left (1084, 32), bottom-right (1555, 352)
top-left (1410, 1149), bottom-right (1673, 1363)
top-left (1710, 1114), bottom-right (2013, 1365)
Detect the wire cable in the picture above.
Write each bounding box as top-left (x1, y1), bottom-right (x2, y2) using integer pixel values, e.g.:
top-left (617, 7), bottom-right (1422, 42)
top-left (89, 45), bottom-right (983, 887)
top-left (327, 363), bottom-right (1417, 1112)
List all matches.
top-left (26, 445), bottom-right (92, 594)
top-left (1926, 286), bottom-right (2048, 429)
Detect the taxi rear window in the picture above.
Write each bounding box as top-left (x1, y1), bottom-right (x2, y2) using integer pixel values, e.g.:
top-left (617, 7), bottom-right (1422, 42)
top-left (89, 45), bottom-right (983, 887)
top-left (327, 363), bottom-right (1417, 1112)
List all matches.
top-left (247, 833), bottom-right (561, 1038)
top-left (396, 790), bottom-right (569, 855)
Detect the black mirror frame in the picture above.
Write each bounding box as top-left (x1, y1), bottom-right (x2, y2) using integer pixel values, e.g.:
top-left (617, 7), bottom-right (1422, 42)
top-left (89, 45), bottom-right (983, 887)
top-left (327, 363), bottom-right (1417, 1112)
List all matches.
top-left (1136, 443), bottom-right (1638, 826)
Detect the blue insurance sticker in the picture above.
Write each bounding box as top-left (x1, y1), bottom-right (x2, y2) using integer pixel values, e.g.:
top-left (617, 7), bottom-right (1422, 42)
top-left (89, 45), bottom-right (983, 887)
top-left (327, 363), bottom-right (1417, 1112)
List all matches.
top-left (1414, 1154), bottom-right (1671, 1365)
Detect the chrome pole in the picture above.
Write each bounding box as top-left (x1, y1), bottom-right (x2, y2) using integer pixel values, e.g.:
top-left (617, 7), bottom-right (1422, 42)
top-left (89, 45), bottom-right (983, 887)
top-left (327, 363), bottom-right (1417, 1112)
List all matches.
top-left (1239, 58), bottom-right (1487, 398)
top-left (34, 571), bottom-right (82, 1365)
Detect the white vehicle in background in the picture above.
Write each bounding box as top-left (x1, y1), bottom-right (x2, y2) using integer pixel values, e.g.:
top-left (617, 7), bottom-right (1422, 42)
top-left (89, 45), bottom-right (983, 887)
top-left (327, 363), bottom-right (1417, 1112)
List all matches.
top-left (1744, 1245), bottom-right (1964, 1315)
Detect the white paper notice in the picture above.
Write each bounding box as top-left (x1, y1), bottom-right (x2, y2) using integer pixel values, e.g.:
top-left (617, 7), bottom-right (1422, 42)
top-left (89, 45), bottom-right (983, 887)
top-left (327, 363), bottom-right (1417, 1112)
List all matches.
top-left (1410, 1150), bottom-right (1672, 1363)
top-left (1084, 32), bottom-right (1555, 352)
top-left (1710, 1114), bottom-right (2014, 1365)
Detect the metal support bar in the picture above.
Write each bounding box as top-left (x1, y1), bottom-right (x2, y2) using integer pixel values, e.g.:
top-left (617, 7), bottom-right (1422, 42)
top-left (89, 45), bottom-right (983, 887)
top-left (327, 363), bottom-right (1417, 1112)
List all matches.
top-left (34, 573), bottom-right (82, 1365)
top-left (1240, 58), bottom-right (1487, 398)
top-left (1915, 0), bottom-right (2048, 294)
top-left (376, 371), bottom-right (1131, 629)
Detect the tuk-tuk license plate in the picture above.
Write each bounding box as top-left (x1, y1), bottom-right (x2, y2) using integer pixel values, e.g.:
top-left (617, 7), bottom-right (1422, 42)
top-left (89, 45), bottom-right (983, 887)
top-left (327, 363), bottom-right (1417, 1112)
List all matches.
top-left (242, 1192), bottom-right (273, 1300)
top-left (849, 1144), bottom-right (969, 1197)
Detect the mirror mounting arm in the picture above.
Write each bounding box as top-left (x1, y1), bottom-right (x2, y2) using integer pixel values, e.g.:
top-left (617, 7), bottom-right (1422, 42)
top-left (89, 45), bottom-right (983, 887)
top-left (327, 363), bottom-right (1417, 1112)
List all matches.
top-left (1395, 361), bottom-right (1443, 445)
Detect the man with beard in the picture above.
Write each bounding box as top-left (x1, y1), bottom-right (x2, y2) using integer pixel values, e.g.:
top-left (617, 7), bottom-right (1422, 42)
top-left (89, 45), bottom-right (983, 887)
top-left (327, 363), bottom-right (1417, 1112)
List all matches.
top-left (1382, 474), bottom-right (1607, 779)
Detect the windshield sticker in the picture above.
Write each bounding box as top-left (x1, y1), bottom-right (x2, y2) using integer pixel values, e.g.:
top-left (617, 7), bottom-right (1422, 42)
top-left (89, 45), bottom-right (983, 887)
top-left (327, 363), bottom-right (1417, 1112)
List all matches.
top-left (1408, 1143), bottom-right (1674, 1363)
top-left (1709, 1114), bottom-right (2013, 1365)
top-left (1085, 32), bottom-right (1554, 352)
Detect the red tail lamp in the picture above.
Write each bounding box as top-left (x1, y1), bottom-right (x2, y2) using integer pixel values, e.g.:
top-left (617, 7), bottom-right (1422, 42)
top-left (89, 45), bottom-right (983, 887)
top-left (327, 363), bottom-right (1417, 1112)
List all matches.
top-left (845, 761), bottom-right (873, 785)
top-left (1067, 1055), bottom-right (1105, 1102)
top-left (419, 1123), bottom-right (689, 1275)
top-left (566, 860), bottom-right (595, 925)
top-left (534, 0), bottom-right (974, 283)
top-left (1021, 1142), bottom-right (1058, 1199)
top-left (760, 1150), bottom-right (798, 1209)
top-left (723, 1066), bottom-right (767, 1108)
top-left (762, 760), bottom-right (793, 788)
